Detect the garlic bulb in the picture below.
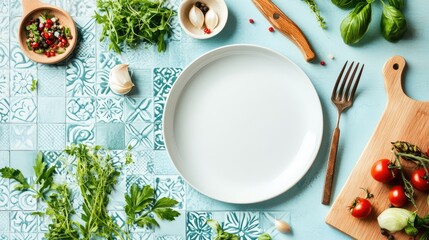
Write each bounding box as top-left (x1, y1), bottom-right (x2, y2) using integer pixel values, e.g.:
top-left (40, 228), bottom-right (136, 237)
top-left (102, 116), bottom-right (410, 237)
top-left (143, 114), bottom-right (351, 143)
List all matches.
top-left (189, 5), bottom-right (204, 28)
top-left (204, 9), bottom-right (218, 30)
top-left (109, 64), bottom-right (134, 95)
top-left (275, 219), bottom-right (291, 233)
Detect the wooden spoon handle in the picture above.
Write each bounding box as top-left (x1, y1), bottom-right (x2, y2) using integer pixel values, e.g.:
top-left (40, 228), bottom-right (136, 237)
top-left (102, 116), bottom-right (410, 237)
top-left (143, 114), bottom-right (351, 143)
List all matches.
top-left (22, 0), bottom-right (46, 15)
top-left (252, 0), bottom-right (316, 62)
top-left (322, 127), bottom-right (340, 205)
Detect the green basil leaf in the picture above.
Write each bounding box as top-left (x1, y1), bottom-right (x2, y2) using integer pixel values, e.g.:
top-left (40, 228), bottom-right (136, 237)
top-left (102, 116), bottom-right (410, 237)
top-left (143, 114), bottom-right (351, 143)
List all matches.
top-left (388, 0), bottom-right (404, 10)
top-left (381, 5), bottom-right (407, 42)
top-left (340, 2), bottom-right (372, 44)
top-left (331, 0), bottom-right (365, 9)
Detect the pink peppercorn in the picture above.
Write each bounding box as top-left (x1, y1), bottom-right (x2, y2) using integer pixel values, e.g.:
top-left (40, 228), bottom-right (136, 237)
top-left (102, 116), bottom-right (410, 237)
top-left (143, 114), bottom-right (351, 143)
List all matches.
top-left (320, 61), bottom-right (326, 66)
top-left (268, 27), bottom-right (274, 32)
top-left (249, 19), bottom-right (254, 24)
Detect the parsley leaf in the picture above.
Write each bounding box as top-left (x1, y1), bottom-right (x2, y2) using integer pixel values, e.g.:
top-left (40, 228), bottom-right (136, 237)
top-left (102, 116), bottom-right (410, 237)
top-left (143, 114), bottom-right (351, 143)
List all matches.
top-left (0, 167), bottom-right (30, 189)
top-left (125, 183), bottom-right (180, 230)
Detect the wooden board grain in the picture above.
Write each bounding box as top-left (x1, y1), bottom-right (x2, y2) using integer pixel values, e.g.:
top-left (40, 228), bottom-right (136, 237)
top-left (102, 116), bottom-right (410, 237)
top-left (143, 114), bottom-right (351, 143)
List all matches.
top-left (326, 56), bottom-right (429, 239)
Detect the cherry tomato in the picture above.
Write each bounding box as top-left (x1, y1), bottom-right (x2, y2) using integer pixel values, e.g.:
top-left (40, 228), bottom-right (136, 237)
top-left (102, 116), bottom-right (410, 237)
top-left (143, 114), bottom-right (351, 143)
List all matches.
top-left (350, 197), bottom-right (372, 219)
top-left (371, 159), bottom-right (398, 183)
top-left (389, 185), bottom-right (407, 207)
top-left (411, 168), bottom-right (429, 192)
top-left (46, 19), bottom-right (53, 25)
top-left (30, 42), bottom-right (39, 49)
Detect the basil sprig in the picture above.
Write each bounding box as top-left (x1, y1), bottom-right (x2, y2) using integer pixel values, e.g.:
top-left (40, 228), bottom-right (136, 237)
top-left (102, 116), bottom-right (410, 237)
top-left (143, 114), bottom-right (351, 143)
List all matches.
top-left (333, 0), bottom-right (408, 44)
top-left (331, 0), bottom-right (365, 9)
top-left (381, 4), bottom-right (407, 41)
top-left (340, 2), bottom-right (372, 44)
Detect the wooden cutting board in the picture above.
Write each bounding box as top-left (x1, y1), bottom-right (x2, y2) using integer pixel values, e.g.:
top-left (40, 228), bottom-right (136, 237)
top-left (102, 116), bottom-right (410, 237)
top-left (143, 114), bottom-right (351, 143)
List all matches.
top-left (326, 56), bottom-right (429, 239)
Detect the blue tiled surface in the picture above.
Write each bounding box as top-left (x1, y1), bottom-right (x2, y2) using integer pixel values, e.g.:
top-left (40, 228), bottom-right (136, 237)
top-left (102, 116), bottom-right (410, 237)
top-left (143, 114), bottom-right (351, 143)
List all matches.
top-left (1, 0), bottom-right (429, 239)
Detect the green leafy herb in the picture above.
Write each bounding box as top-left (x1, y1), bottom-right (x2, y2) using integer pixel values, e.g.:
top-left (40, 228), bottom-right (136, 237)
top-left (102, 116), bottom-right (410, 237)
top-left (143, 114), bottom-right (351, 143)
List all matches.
top-left (303, 0), bottom-right (326, 29)
top-left (388, 0), bottom-right (404, 10)
top-left (65, 144), bottom-right (124, 239)
top-left (381, 3), bottom-right (408, 42)
top-left (340, 2), bottom-right (372, 44)
top-left (207, 219), bottom-right (272, 240)
top-left (0, 167), bottom-right (30, 190)
top-left (125, 183), bottom-right (180, 231)
top-left (331, 0), bottom-right (365, 9)
top-left (125, 145), bottom-right (134, 165)
top-left (30, 79), bottom-right (37, 91)
top-left (94, 0), bottom-right (175, 53)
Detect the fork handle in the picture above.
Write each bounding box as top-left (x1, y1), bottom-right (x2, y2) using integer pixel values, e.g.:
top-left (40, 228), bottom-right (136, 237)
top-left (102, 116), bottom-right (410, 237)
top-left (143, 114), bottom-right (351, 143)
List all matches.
top-left (322, 127), bottom-right (340, 205)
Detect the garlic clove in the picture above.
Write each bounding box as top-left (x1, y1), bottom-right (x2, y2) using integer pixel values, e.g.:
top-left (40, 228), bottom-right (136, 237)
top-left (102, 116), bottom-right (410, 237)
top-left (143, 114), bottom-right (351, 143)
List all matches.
top-left (275, 219), bottom-right (291, 233)
top-left (109, 63), bottom-right (134, 95)
top-left (189, 5), bottom-right (204, 29)
top-left (204, 9), bottom-right (218, 30)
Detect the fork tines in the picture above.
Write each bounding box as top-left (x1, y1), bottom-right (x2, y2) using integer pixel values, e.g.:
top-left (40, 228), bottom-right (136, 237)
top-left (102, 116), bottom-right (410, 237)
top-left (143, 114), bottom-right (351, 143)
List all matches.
top-left (332, 61), bottom-right (364, 103)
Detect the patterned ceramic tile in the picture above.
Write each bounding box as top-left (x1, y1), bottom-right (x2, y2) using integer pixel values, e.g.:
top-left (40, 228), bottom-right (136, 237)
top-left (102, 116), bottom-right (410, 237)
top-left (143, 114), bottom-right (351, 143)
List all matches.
top-left (9, 188), bottom-right (37, 211)
top-left (155, 176), bottom-right (185, 210)
top-left (66, 57), bottom-right (96, 97)
top-left (186, 212), bottom-right (212, 240)
top-left (223, 212), bottom-right (263, 239)
top-left (96, 97), bottom-right (124, 123)
top-left (0, 18), bottom-right (7, 42)
top-left (0, 42), bottom-right (8, 69)
top-left (37, 70), bottom-right (66, 97)
top-left (38, 97), bottom-right (66, 123)
top-left (10, 151), bottom-right (36, 177)
top-left (42, 151), bottom-right (66, 175)
top-left (153, 68), bottom-right (181, 98)
top-left (156, 236), bottom-right (184, 240)
top-left (126, 151), bottom-right (154, 175)
top-left (130, 232), bottom-right (153, 240)
top-left (10, 211), bottom-right (38, 232)
top-left (0, 212), bottom-right (9, 232)
top-left (95, 70), bottom-right (114, 96)
top-left (95, 123), bottom-right (125, 150)
top-left (9, 17), bottom-right (19, 43)
top-left (154, 97), bottom-right (165, 150)
top-left (0, 124), bottom-right (9, 150)
top-left (38, 124), bottom-right (66, 150)
top-left (129, 69), bottom-right (153, 97)
top-left (125, 175), bottom-right (153, 193)
top-left (9, 0), bottom-right (21, 16)
top-left (9, 98), bottom-right (37, 123)
top-left (0, 233), bottom-right (8, 240)
top-left (37, 214), bottom-right (50, 233)
top-left (0, 178), bottom-right (9, 210)
top-left (0, 70), bottom-right (9, 96)
top-left (10, 125), bottom-right (37, 150)
top-left (9, 44), bottom-right (35, 70)
top-left (153, 151), bottom-right (178, 175)
top-left (56, 0), bottom-right (96, 17)
top-left (0, 99), bottom-right (9, 123)
top-left (10, 233), bottom-right (38, 240)
top-left (66, 124), bottom-right (95, 145)
top-left (124, 98), bottom-right (153, 123)
top-left (74, 18), bottom-right (96, 58)
top-left (0, 151), bottom-right (9, 168)
top-left (125, 123), bottom-right (154, 150)
top-left (110, 211), bottom-right (126, 229)
top-left (66, 97), bottom-right (95, 123)
top-left (10, 70), bottom-right (37, 97)
top-left (164, 0), bottom-right (181, 41)
top-left (98, 49), bottom-right (122, 71)
top-left (0, 1), bottom-right (8, 16)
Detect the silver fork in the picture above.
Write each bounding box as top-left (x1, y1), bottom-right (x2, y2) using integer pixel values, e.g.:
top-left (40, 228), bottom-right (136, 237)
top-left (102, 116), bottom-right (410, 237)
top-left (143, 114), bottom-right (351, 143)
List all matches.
top-left (322, 61), bottom-right (364, 205)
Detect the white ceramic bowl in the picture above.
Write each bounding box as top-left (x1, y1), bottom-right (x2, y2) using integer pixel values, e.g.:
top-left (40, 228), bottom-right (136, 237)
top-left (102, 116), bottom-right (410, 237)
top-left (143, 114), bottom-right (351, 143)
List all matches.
top-left (178, 0), bottom-right (228, 39)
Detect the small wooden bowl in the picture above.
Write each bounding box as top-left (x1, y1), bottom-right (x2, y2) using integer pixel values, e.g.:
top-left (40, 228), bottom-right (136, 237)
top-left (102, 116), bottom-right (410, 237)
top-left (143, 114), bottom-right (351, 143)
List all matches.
top-left (18, 0), bottom-right (78, 64)
top-left (178, 0), bottom-right (228, 39)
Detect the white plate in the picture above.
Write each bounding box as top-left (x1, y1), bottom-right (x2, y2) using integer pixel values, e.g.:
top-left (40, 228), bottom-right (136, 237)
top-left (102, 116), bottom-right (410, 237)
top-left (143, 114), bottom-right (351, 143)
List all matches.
top-left (163, 45), bottom-right (323, 204)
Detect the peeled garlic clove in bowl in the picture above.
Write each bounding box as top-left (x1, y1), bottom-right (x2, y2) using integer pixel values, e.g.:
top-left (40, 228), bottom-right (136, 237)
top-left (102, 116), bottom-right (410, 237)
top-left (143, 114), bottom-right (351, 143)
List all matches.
top-left (109, 63), bottom-right (134, 95)
top-left (205, 9), bottom-right (218, 30)
top-left (189, 5), bottom-right (204, 28)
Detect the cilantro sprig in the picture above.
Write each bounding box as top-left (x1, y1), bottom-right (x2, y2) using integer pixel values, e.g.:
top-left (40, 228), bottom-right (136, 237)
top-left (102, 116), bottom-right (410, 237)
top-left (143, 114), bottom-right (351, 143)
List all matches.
top-left (93, 0), bottom-right (175, 53)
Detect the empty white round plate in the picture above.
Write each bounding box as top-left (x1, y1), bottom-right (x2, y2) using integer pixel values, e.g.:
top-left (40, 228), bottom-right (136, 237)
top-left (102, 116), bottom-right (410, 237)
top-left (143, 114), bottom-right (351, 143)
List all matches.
top-left (163, 45), bottom-right (323, 204)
